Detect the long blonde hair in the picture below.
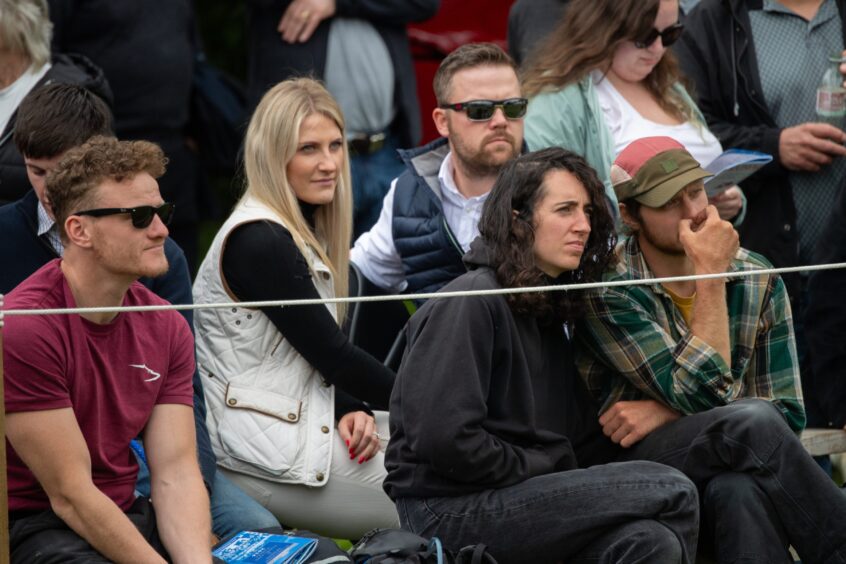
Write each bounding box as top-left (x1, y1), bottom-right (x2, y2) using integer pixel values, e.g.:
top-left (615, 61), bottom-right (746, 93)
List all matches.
top-left (521, 0), bottom-right (692, 123)
top-left (242, 78), bottom-right (352, 321)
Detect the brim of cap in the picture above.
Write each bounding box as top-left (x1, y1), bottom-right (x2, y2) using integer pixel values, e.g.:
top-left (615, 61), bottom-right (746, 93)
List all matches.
top-left (635, 168), bottom-right (713, 207)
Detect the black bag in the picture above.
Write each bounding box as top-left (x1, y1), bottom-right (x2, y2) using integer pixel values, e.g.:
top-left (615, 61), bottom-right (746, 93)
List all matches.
top-left (349, 528), bottom-right (498, 564)
top-left (188, 52), bottom-right (247, 175)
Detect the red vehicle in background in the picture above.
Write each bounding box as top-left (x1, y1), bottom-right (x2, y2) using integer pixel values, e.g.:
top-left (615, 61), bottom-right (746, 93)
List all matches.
top-left (408, 0), bottom-right (515, 143)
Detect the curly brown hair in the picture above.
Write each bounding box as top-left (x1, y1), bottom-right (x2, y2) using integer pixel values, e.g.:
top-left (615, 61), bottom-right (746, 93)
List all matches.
top-left (521, 0), bottom-right (691, 123)
top-left (47, 135), bottom-right (167, 241)
top-left (479, 147), bottom-right (617, 323)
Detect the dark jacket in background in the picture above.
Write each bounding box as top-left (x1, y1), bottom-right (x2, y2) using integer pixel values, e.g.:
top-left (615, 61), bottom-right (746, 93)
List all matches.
top-left (384, 240), bottom-right (614, 500)
top-left (47, 0), bottom-right (201, 269)
top-left (47, 0), bottom-right (194, 141)
top-left (803, 185), bottom-right (846, 429)
top-left (0, 190), bottom-right (217, 489)
top-left (245, 0), bottom-right (439, 149)
top-left (507, 0), bottom-right (569, 67)
top-left (0, 54), bottom-right (112, 205)
top-left (674, 0), bottom-right (846, 301)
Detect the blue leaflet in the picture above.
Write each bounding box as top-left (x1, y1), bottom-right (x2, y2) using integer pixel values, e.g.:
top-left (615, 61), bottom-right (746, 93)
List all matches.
top-left (212, 531), bottom-right (318, 564)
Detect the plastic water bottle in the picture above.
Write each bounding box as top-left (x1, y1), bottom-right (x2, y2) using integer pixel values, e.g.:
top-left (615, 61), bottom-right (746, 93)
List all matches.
top-left (816, 55), bottom-right (846, 128)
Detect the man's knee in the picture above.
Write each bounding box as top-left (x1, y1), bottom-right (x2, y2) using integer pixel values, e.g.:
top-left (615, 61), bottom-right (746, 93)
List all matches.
top-left (621, 461), bottom-right (700, 500)
top-left (700, 472), bottom-right (790, 560)
top-left (611, 520), bottom-right (684, 563)
top-left (718, 399), bottom-right (791, 436)
top-left (702, 472), bottom-right (762, 509)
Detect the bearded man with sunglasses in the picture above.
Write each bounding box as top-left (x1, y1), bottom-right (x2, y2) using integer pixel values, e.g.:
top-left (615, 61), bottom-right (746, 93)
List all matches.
top-left (351, 42), bottom-right (525, 297)
top-left (2, 135), bottom-right (213, 563)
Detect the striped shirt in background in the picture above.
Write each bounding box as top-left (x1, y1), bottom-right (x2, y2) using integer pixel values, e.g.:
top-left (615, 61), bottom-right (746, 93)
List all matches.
top-left (750, 0), bottom-right (846, 264)
top-left (36, 200), bottom-right (63, 256)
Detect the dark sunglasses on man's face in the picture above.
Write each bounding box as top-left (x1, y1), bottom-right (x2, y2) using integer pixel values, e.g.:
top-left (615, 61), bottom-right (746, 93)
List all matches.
top-left (439, 98), bottom-right (529, 122)
top-left (634, 22), bottom-right (684, 49)
top-left (73, 202), bottom-right (176, 229)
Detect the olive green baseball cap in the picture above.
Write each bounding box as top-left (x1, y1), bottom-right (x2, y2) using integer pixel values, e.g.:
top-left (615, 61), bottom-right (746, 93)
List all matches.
top-left (610, 136), bottom-right (713, 207)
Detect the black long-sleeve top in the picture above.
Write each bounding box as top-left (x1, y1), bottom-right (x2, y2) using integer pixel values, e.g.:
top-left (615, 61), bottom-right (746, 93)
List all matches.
top-left (221, 211), bottom-right (395, 416)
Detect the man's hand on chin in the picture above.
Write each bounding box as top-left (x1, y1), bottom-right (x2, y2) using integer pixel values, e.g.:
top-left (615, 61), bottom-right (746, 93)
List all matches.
top-left (679, 205), bottom-right (739, 275)
top-left (599, 400), bottom-right (681, 448)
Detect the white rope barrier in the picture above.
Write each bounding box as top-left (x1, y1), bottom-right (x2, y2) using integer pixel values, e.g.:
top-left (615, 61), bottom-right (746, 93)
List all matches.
top-left (1, 261), bottom-right (845, 318)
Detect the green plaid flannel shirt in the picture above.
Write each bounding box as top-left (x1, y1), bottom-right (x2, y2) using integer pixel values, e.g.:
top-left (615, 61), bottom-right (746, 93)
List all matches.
top-left (576, 236), bottom-right (805, 431)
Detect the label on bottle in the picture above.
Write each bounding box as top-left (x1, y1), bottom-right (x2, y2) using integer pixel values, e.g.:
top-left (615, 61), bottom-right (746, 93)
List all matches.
top-left (817, 87), bottom-right (846, 116)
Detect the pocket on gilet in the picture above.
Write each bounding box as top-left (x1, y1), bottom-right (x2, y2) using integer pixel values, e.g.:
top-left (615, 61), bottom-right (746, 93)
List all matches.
top-left (217, 383), bottom-right (303, 475)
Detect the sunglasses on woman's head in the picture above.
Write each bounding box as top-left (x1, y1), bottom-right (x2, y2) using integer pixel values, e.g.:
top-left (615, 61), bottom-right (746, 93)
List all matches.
top-left (634, 22), bottom-right (684, 49)
top-left (73, 202), bottom-right (176, 229)
top-left (439, 98), bottom-right (529, 122)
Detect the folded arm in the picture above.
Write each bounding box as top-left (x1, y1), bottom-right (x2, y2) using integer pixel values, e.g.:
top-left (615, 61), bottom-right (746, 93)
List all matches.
top-left (274, 0), bottom-right (438, 44)
top-left (335, 0), bottom-right (439, 24)
top-left (577, 286), bottom-right (738, 415)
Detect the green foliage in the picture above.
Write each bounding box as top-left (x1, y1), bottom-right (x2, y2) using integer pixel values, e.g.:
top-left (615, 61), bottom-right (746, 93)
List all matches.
top-left (193, 2), bottom-right (247, 267)
top-left (195, 1), bottom-right (247, 81)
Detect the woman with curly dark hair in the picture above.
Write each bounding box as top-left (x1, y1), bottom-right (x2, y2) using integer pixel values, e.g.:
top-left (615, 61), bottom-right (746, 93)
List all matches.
top-left (478, 147), bottom-right (617, 321)
top-left (383, 147), bottom-right (700, 563)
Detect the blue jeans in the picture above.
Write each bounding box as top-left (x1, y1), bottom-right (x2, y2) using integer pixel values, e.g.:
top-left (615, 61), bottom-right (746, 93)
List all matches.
top-left (397, 460), bottom-right (699, 564)
top-left (350, 134), bottom-right (405, 239)
top-left (133, 448), bottom-right (280, 538)
top-left (621, 399), bottom-right (846, 564)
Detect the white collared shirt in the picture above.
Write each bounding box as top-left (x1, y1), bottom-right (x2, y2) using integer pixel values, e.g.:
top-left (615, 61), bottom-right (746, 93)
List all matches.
top-left (350, 151), bottom-right (489, 293)
top-left (36, 200), bottom-right (64, 256)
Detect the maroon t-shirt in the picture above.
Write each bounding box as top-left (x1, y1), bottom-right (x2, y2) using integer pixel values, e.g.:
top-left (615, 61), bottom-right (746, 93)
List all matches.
top-left (3, 260), bottom-right (195, 512)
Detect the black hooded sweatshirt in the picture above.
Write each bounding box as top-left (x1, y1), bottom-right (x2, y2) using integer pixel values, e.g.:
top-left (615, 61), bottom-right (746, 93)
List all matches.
top-left (384, 239), bottom-right (615, 499)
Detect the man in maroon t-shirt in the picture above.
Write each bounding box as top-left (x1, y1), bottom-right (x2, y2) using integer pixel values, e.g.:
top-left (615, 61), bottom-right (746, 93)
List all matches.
top-left (3, 136), bottom-right (211, 562)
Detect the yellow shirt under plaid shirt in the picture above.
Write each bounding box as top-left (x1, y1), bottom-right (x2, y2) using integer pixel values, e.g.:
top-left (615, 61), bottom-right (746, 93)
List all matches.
top-left (575, 236), bottom-right (805, 432)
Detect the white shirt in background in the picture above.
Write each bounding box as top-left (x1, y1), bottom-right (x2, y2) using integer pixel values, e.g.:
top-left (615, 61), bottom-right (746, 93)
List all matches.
top-left (350, 151), bottom-right (488, 293)
top-left (0, 63), bottom-right (51, 134)
top-left (593, 71), bottom-right (723, 166)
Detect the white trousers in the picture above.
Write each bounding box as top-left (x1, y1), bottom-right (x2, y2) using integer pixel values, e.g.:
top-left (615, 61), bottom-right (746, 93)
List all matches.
top-left (220, 411), bottom-right (399, 539)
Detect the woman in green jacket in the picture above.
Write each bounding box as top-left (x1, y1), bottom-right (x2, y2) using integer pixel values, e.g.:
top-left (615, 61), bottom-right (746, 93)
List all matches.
top-left (522, 0), bottom-right (744, 223)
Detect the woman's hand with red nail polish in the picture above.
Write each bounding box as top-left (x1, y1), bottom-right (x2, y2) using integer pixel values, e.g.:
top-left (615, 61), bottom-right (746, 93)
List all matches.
top-left (337, 411), bottom-right (381, 464)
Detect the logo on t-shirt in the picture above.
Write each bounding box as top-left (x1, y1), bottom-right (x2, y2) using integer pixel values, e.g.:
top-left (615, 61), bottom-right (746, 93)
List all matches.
top-left (129, 364), bottom-right (162, 382)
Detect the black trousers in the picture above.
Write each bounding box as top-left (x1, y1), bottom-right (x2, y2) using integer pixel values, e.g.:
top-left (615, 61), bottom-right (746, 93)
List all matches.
top-left (9, 496), bottom-right (169, 563)
top-left (620, 399), bottom-right (846, 564)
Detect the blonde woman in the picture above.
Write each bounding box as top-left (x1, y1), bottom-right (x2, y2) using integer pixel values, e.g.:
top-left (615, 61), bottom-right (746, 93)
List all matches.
top-left (193, 78), bottom-right (397, 539)
top-left (522, 0), bottom-right (744, 222)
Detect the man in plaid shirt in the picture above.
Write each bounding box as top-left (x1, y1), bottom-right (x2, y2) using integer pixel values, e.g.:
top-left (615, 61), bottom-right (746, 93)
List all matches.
top-left (576, 136), bottom-right (846, 563)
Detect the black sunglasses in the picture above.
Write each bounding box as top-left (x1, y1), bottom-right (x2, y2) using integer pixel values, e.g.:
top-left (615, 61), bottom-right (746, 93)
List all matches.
top-left (439, 98), bottom-right (528, 122)
top-left (73, 202), bottom-right (176, 229)
top-left (634, 22), bottom-right (684, 49)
